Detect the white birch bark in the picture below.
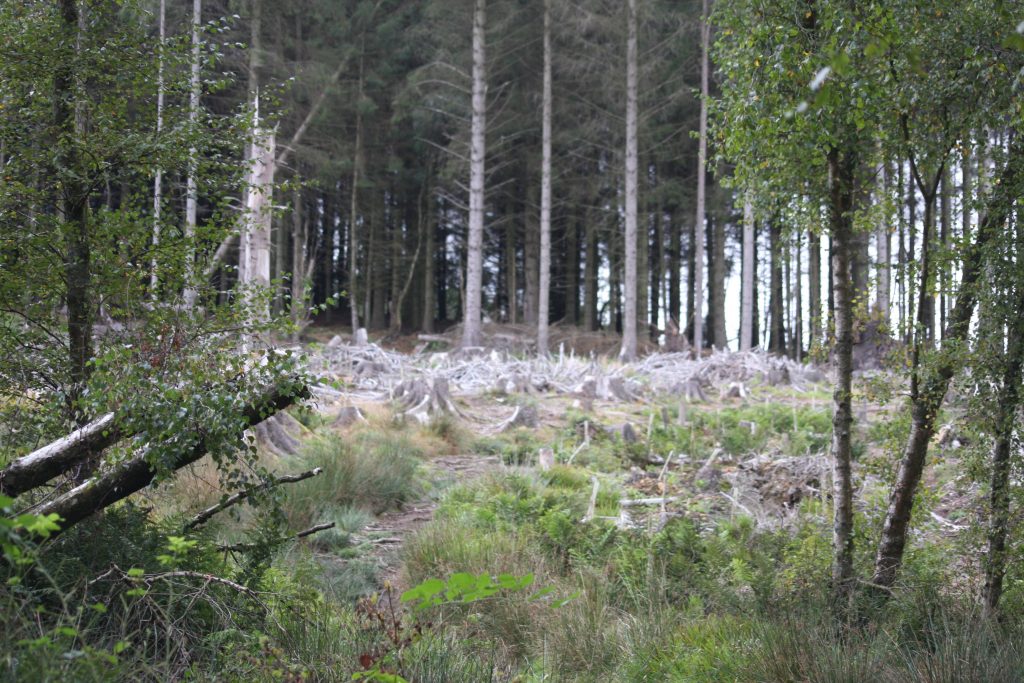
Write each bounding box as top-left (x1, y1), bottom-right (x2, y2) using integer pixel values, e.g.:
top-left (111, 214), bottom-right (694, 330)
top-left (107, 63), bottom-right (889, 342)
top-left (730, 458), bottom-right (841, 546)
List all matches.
top-left (619, 0), bottom-right (639, 362)
top-left (740, 196), bottom-right (755, 350)
top-left (242, 96), bottom-right (275, 322)
top-left (692, 0), bottom-right (710, 355)
top-left (150, 0), bottom-right (166, 296)
top-left (183, 0), bottom-right (201, 308)
top-left (461, 0), bottom-right (487, 349)
top-left (875, 162), bottom-right (890, 324)
top-left (537, 0), bottom-right (552, 357)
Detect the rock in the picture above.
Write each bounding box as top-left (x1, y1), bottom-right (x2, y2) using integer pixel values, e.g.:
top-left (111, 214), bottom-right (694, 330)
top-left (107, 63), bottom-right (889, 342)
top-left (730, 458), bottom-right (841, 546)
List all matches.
top-left (326, 335), bottom-right (343, 348)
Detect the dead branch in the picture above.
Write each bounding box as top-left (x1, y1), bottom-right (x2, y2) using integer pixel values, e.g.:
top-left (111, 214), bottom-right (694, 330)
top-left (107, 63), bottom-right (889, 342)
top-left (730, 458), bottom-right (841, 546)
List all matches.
top-left (218, 521), bottom-right (336, 552)
top-left (183, 467), bottom-right (324, 531)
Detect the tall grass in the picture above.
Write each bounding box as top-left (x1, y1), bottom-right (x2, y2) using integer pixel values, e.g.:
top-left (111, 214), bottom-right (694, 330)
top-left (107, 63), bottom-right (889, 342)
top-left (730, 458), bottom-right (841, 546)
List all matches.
top-left (283, 432), bottom-right (423, 527)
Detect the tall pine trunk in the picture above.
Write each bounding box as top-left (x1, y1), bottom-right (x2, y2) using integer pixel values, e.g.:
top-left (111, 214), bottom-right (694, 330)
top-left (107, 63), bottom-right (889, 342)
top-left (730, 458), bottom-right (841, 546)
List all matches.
top-left (711, 209), bottom-right (727, 349)
top-left (692, 0), bottom-right (710, 355)
top-left (536, 0), bottom-right (552, 356)
top-left (461, 0), bottom-right (487, 348)
top-left (619, 0), bottom-right (639, 361)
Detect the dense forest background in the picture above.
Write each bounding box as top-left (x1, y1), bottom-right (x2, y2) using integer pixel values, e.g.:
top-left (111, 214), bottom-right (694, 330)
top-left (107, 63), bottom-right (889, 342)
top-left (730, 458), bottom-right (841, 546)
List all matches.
top-left (3, 0), bottom-right (1024, 681)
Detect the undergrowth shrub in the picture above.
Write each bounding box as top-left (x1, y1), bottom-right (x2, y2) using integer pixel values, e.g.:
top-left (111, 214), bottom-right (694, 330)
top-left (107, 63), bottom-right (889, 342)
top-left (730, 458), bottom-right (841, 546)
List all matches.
top-left (284, 432), bottom-right (423, 526)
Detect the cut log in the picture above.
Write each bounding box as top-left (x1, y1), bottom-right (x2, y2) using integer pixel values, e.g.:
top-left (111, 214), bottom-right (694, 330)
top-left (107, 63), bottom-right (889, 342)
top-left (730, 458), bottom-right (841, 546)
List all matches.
top-left (332, 405), bottom-right (367, 429)
top-left (497, 404), bottom-right (539, 431)
top-left (0, 413), bottom-right (122, 498)
top-left (28, 382), bottom-right (306, 537)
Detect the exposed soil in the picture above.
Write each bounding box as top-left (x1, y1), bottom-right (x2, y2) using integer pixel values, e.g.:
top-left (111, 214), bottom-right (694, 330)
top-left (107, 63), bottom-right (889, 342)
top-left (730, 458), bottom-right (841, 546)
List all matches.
top-left (358, 455), bottom-right (503, 594)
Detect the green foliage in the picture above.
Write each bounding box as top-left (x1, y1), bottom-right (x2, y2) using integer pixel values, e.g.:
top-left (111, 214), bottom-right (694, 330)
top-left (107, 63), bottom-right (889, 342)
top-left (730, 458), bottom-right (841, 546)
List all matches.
top-left (283, 433), bottom-right (423, 527)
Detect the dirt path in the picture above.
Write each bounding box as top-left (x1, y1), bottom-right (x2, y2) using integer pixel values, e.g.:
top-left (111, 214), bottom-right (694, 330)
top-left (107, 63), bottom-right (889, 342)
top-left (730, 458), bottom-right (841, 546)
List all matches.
top-left (357, 454), bottom-right (503, 593)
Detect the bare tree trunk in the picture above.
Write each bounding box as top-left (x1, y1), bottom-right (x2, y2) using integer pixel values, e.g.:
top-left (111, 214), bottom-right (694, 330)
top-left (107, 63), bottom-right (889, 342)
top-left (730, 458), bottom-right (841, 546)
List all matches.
top-left (692, 0), bottom-right (710, 356)
top-left (32, 384), bottom-right (305, 538)
top-left (461, 0), bottom-right (487, 349)
top-left (0, 414), bottom-right (120, 498)
top-left (962, 146), bottom-right (972, 241)
top-left (57, 0), bottom-right (92, 416)
top-left (238, 0), bottom-right (262, 288)
top-left (242, 101), bottom-right (275, 322)
top-left (711, 211), bottom-right (727, 349)
top-left (872, 137), bottom-right (1024, 590)
top-left (651, 189), bottom-right (663, 340)
top-left (290, 187), bottom-right (309, 333)
top-left (794, 229), bottom-right (803, 360)
top-left (740, 197), bottom-right (755, 351)
top-left (423, 193), bottom-right (436, 332)
top-left (875, 161), bottom-right (891, 326)
top-left (809, 227), bottom-right (821, 349)
top-left (505, 205), bottom-right (517, 323)
top-left (828, 149), bottom-right (856, 605)
top-left (897, 161), bottom-right (907, 335)
top-left (619, 0), bottom-right (639, 361)
top-left (183, 0), bottom-right (201, 308)
top-left (349, 55), bottom-right (364, 339)
top-left (686, 218), bottom-right (696, 342)
top-left (565, 214), bottom-right (579, 326)
top-left (537, 0), bottom-right (552, 354)
top-left (768, 220), bottom-right (786, 355)
top-left (669, 208), bottom-right (681, 329)
top-left (150, 0), bottom-right (166, 296)
top-left (584, 205), bottom-right (598, 330)
top-left (524, 182), bottom-right (539, 325)
top-left (939, 165), bottom-right (952, 339)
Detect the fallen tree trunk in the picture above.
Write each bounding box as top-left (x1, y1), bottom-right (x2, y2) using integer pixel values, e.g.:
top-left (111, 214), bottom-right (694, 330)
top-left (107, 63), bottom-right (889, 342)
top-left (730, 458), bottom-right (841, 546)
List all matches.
top-left (0, 413), bottom-right (122, 498)
top-left (30, 383), bottom-right (306, 538)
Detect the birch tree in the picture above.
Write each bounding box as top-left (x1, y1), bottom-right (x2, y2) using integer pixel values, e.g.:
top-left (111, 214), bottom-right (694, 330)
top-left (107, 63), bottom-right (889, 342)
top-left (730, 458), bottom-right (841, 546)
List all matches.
top-left (150, 0), bottom-right (166, 295)
top-left (183, 0), bottom-right (201, 308)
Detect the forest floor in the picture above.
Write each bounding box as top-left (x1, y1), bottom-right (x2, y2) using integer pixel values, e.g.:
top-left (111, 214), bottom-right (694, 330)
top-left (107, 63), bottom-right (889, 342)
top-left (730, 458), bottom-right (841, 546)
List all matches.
top-left (144, 323), bottom-right (998, 680)
top-left (285, 324), bottom-right (971, 592)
